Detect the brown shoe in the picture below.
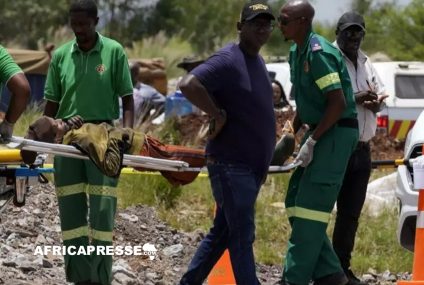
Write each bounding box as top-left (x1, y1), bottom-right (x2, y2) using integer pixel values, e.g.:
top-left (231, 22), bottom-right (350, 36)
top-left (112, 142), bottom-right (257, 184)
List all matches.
top-left (314, 271), bottom-right (348, 285)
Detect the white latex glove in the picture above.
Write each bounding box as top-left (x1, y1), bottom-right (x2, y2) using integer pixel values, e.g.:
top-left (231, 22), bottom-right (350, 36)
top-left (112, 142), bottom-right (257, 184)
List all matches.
top-left (295, 136), bottom-right (317, 167)
top-left (0, 119), bottom-right (14, 143)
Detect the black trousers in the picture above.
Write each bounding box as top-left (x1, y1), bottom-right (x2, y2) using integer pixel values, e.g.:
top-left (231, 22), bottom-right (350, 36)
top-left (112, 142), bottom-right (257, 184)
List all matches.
top-left (332, 142), bottom-right (372, 271)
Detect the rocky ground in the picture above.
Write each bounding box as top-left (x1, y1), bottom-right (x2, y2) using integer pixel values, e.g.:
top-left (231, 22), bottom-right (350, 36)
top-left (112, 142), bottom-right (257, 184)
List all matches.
top-left (0, 182), bottom-right (412, 285)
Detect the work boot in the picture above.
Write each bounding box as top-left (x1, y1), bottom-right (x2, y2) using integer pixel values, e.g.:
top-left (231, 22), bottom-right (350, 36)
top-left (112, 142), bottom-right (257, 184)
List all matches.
top-left (345, 269), bottom-right (368, 285)
top-left (314, 271), bottom-right (348, 285)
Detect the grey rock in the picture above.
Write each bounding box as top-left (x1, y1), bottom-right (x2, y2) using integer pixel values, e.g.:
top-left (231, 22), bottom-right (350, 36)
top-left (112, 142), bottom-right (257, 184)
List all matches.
top-left (162, 244), bottom-right (183, 257)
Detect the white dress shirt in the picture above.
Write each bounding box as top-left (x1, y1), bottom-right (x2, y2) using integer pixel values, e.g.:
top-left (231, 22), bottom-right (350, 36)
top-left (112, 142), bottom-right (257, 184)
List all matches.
top-left (334, 42), bottom-right (385, 142)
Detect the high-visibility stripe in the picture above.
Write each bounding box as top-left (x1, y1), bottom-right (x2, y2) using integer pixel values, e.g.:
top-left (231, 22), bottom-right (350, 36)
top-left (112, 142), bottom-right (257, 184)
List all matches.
top-left (285, 206), bottom-right (331, 223)
top-left (389, 120), bottom-right (415, 139)
top-left (315, 72), bottom-right (340, 90)
top-left (286, 207), bottom-right (295, 218)
top-left (398, 121), bottom-right (411, 139)
top-left (91, 229), bottom-right (113, 242)
top-left (389, 120), bottom-right (401, 138)
top-left (62, 225), bottom-right (89, 241)
top-left (87, 185), bottom-right (117, 197)
top-left (56, 183), bottom-right (86, 197)
top-left (417, 212), bottom-right (424, 229)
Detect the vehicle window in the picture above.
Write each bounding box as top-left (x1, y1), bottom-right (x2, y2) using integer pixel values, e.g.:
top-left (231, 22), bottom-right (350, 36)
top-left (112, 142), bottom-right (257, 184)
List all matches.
top-left (395, 75), bottom-right (424, 99)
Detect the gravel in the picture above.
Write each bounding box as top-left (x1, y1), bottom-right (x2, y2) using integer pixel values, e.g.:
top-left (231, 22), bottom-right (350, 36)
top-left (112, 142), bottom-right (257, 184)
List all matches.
top-left (0, 183), bottom-right (412, 284)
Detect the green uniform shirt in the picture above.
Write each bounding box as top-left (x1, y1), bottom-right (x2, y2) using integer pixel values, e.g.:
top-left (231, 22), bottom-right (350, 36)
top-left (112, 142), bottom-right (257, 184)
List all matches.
top-left (289, 31), bottom-right (356, 125)
top-left (44, 33), bottom-right (133, 120)
top-left (0, 45), bottom-right (23, 96)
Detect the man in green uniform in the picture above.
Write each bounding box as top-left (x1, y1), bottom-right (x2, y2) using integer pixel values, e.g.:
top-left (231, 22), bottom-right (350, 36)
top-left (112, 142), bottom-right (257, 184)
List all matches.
top-left (277, 1), bottom-right (359, 284)
top-left (0, 46), bottom-right (30, 142)
top-left (43, 1), bottom-right (134, 284)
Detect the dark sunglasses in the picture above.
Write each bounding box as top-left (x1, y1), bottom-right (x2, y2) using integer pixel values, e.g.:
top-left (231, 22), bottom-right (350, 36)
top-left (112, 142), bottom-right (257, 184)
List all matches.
top-left (342, 29), bottom-right (365, 38)
top-left (277, 16), bottom-right (304, 26)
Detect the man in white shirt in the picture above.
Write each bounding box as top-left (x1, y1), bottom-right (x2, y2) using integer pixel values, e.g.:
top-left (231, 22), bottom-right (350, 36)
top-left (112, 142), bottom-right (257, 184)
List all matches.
top-left (332, 11), bottom-right (388, 285)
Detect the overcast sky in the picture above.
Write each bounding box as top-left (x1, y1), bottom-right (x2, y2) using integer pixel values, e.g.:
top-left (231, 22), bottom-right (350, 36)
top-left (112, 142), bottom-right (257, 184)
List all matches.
top-left (313, 0), bottom-right (413, 24)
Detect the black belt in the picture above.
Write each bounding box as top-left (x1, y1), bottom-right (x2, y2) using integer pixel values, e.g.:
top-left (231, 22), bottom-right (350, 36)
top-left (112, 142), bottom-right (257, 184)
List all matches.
top-left (309, 118), bottom-right (358, 131)
top-left (84, 120), bottom-right (113, 125)
top-left (356, 141), bottom-right (370, 149)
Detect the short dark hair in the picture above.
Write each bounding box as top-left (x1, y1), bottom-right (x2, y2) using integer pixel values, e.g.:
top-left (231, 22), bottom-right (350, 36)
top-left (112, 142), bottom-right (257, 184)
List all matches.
top-left (69, 0), bottom-right (98, 18)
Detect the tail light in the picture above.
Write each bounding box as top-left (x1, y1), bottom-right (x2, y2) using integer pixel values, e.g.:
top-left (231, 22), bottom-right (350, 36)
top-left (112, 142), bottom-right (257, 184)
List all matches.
top-left (377, 115), bottom-right (389, 129)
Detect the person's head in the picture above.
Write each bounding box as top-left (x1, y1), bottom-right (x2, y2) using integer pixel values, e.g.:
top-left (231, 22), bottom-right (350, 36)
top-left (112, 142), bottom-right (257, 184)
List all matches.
top-left (69, 0), bottom-right (99, 47)
top-left (272, 80), bottom-right (288, 106)
top-left (237, 1), bottom-right (275, 54)
top-left (278, 0), bottom-right (314, 43)
top-left (129, 62), bottom-right (141, 86)
top-left (177, 56), bottom-right (205, 73)
top-left (272, 80), bottom-right (283, 105)
top-left (336, 11), bottom-right (366, 56)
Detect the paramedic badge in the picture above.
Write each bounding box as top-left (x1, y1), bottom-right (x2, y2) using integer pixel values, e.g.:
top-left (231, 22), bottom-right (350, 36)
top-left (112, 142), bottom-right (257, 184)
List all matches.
top-left (96, 64), bottom-right (106, 74)
top-left (304, 61), bottom-right (309, 73)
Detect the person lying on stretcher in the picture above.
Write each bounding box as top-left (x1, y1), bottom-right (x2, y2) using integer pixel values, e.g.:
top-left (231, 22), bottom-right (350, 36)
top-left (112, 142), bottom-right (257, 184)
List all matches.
top-left (20, 115), bottom-right (205, 185)
top-left (20, 115), bottom-right (295, 184)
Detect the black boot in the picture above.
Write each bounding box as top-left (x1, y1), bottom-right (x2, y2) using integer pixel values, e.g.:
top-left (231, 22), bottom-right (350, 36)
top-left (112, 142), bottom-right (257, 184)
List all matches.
top-left (314, 271), bottom-right (348, 285)
top-left (345, 269), bottom-right (368, 285)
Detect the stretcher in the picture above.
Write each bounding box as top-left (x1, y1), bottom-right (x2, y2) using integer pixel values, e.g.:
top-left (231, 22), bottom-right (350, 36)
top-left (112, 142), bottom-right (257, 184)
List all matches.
top-left (0, 136), bottom-right (301, 214)
top-left (8, 136), bottom-right (302, 173)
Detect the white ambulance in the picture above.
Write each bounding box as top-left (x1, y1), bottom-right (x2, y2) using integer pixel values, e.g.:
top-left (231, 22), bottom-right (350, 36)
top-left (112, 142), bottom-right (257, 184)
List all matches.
top-left (267, 61), bottom-right (424, 140)
top-left (373, 61), bottom-right (424, 140)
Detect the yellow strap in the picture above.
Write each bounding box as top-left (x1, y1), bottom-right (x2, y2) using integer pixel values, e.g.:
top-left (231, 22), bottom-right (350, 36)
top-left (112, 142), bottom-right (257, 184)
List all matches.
top-left (56, 183), bottom-right (86, 197)
top-left (315, 72), bottom-right (340, 90)
top-left (87, 185), bottom-right (117, 198)
top-left (286, 206), bottom-right (331, 223)
top-left (62, 225), bottom-right (89, 241)
top-left (91, 229), bottom-right (113, 242)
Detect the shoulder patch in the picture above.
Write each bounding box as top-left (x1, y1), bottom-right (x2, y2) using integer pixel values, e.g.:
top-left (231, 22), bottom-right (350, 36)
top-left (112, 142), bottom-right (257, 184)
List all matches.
top-left (310, 37), bottom-right (323, 52)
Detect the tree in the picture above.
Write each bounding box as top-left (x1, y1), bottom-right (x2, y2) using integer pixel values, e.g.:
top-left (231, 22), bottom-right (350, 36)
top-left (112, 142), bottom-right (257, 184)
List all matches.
top-left (0, 0), bottom-right (70, 49)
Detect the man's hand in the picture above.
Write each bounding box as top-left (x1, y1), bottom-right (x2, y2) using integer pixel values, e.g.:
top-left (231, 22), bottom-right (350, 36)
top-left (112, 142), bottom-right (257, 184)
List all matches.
top-left (355, 91), bottom-right (378, 104)
top-left (66, 115), bottom-right (84, 130)
top-left (0, 119), bottom-right (14, 143)
top-left (363, 94), bottom-right (389, 113)
top-left (208, 109), bottom-right (227, 140)
top-left (294, 136), bottom-right (317, 167)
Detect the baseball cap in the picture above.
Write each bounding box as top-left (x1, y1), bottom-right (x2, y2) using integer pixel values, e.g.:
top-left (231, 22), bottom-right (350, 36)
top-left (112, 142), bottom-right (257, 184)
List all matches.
top-left (240, 1), bottom-right (275, 22)
top-left (337, 11), bottom-right (366, 32)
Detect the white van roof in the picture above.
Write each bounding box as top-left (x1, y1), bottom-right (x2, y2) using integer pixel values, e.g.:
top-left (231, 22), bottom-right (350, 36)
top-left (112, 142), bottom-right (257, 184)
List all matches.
top-left (372, 61), bottom-right (424, 96)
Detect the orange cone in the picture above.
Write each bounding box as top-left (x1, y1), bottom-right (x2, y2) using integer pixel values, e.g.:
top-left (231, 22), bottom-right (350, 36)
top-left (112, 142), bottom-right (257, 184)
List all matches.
top-left (207, 204), bottom-right (236, 285)
top-left (398, 145), bottom-right (424, 285)
top-left (207, 250), bottom-right (236, 284)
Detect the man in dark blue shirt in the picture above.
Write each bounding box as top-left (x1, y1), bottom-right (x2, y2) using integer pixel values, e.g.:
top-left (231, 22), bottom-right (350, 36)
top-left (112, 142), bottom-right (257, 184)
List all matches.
top-left (178, 2), bottom-right (276, 284)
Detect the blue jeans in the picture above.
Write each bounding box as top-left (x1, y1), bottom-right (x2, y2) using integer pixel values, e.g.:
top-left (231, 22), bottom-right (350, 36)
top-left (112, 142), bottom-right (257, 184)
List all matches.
top-left (179, 162), bottom-right (263, 285)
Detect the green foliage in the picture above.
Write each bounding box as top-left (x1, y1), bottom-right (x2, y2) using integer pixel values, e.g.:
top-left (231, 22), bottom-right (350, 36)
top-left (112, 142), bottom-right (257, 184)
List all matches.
top-left (125, 32), bottom-right (194, 79)
top-left (352, 208), bottom-right (413, 273)
top-left (145, 0), bottom-right (245, 53)
top-left (13, 103), bottom-right (43, 137)
top-left (118, 172), bottom-right (182, 209)
top-left (152, 117), bottom-right (182, 145)
top-left (0, 0), bottom-right (69, 49)
top-left (360, 0), bottom-right (424, 60)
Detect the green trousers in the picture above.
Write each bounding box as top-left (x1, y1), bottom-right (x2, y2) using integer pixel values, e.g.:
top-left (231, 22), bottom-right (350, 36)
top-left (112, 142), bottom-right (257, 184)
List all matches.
top-left (54, 156), bottom-right (118, 285)
top-left (283, 126), bottom-right (358, 285)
